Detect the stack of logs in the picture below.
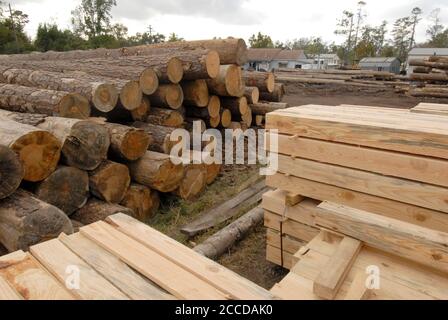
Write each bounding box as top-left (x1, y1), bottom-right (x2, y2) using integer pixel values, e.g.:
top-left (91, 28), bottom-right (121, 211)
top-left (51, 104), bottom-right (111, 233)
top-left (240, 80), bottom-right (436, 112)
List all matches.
top-left (0, 38), bottom-right (287, 255)
top-left (409, 57), bottom-right (448, 98)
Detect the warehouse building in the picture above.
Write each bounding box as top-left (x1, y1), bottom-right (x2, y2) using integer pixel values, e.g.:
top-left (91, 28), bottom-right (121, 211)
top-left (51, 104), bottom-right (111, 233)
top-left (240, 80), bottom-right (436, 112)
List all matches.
top-left (359, 57), bottom-right (401, 74)
top-left (245, 48), bottom-right (308, 71)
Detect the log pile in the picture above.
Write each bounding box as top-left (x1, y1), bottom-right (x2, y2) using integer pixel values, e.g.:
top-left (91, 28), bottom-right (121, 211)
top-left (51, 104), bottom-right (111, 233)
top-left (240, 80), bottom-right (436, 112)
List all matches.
top-left (263, 104), bottom-right (448, 300)
top-left (409, 57), bottom-right (448, 98)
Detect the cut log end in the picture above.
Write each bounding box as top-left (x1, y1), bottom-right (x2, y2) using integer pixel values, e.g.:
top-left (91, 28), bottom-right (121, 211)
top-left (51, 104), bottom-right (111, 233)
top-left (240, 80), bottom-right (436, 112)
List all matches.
top-left (221, 109), bottom-right (232, 128)
top-left (175, 164), bottom-right (207, 201)
top-left (120, 80), bottom-right (143, 111)
top-left (92, 83), bottom-right (119, 113)
top-left (167, 57), bottom-right (184, 84)
top-left (182, 80), bottom-right (210, 107)
top-left (58, 93), bottom-right (91, 119)
top-left (266, 73), bottom-right (275, 93)
top-left (167, 84), bottom-right (184, 109)
top-left (208, 95), bottom-right (221, 118)
top-left (89, 160), bottom-right (131, 204)
top-left (225, 65), bottom-right (245, 97)
top-left (120, 184), bottom-right (160, 221)
top-left (130, 96), bottom-right (151, 122)
top-left (206, 51), bottom-right (221, 79)
top-left (206, 163), bottom-right (221, 185)
top-left (0, 146), bottom-right (23, 199)
top-left (120, 129), bottom-right (151, 161)
top-left (209, 115), bottom-right (221, 128)
top-left (139, 68), bottom-right (159, 95)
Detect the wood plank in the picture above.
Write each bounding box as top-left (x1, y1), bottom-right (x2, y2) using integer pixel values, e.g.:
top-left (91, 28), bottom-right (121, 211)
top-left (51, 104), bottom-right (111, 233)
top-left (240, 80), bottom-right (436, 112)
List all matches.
top-left (344, 272), bottom-right (372, 300)
top-left (313, 237), bottom-right (362, 300)
top-left (266, 229), bottom-right (306, 255)
top-left (285, 193), bottom-right (305, 206)
top-left (0, 251), bottom-right (74, 300)
top-left (266, 245), bottom-right (295, 270)
top-left (264, 211), bottom-right (320, 242)
top-left (59, 233), bottom-right (174, 300)
top-left (266, 173), bottom-right (448, 233)
top-left (106, 213), bottom-right (275, 300)
top-left (0, 275), bottom-right (22, 300)
top-left (277, 155), bottom-right (448, 213)
top-left (411, 103), bottom-right (448, 116)
top-left (80, 221), bottom-right (230, 300)
top-left (316, 201), bottom-right (448, 273)
top-left (30, 239), bottom-right (129, 300)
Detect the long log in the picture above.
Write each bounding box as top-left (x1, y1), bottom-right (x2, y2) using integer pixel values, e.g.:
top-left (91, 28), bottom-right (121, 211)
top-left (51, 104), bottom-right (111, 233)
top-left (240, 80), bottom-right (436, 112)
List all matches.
top-left (409, 59), bottom-right (448, 70)
top-left (259, 83), bottom-right (285, 102)
top-left (33, 165), bottom-right (89, 216)
top-left (131, 122), bottom-right (180, 154)
top-left (0, 116), bottom-right (61, 182)
top-left (120, 184), bottom-right (160, 222)
top-left (250, 102), bottom-right (288, 115)
top-left (89, 160), bottom-right (131, 204)
top-left (0, 145), bottom-right (23, 199)
top-left (71, 198), bottom-right (134, 225)
top-left (0, 189), bottom-right (73, 252)
top-left (410, 73), bottom-right (448, 81)
top-left (176, 49), bottom-right (220, 80)
top-left (221, 97), bottom-right (249, 116)
top-left (207, 65), bottom-right (245, 97)
top-left (244, 86), bottom-right (260, 104)
top-left (181, 79), bottom-right (210, 107)
top-left (408, 88), bottom-right (448, 98)
top-left (128, 151), bottom-right (184, 193)
top-left (243, 71), bottom-right (275, 93)
top-left (0, 83), bottom-right (90, 118)
top-left (147, 108), bottom-right (184, 128)
top-left (148, 84), bottom-right (184, 109)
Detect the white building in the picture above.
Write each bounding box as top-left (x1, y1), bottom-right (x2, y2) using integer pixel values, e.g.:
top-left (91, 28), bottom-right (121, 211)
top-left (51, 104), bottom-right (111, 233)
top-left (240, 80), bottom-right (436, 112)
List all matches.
top-left (407, 48), bottom-right (448, 74)
top-left (245, 49), bottom-right (308, 71)
top-left (309, 53), bottom-right (341, 69)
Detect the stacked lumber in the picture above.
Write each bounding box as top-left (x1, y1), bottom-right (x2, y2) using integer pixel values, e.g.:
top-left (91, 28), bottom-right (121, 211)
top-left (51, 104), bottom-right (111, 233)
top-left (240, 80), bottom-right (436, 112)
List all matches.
top-left (263, 104), bottom-right (448, 300)
top-left (411, 102), bottom-right (448, 116)
top-left (0, 213), bottom-right (275, 300)
top-left (409, 57), bottom-right (448, 98)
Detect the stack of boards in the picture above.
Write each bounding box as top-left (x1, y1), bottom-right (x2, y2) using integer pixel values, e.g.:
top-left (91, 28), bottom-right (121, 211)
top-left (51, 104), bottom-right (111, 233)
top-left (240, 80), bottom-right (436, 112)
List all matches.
top-left (262, 103), bottom-right (448, 300)
top-left (0, 213), bottom-right (275, 300)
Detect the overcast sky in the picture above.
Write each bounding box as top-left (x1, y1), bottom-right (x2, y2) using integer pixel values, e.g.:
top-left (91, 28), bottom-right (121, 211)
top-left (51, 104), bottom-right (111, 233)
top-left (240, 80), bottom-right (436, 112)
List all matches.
top-left (12, 0), bottom-right (448, 44)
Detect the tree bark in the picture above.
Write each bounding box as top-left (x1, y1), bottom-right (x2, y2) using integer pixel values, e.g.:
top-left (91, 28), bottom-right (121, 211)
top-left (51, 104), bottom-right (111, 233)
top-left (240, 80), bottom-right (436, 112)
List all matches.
top-left (147, 108), bottom-right (184, 128)
top-left (32, 165), bottom-right (89, 216)
top-left (250, 102), bottom-right (289, 115)
top-left (120, 184), bottom-right (160, 222)
top-left (0, 83), bottom-right (90, 119)
top-left (0, 189), bottom-right (73, 252)
top-left (71, 198), bottom-right (134, 226)
top-left (0, 145), bottom-right (23, 199)
top-left (89, 160), bottom-right (131, 204)
top-left (148, 84), bottom-right (184, 109)
top-left (221, 97), bottom-right (249, 116)
top-left (128, 151), bottom-right (184, 193)
top-left (244, 86), bottom-right (260, 104)
top-left (259, 83), bottom-right (285, 102)
top-left (131, 122), bottom-right (180, 154)
top-left (243, 71), bottom-right (275, 93)
top-left (207, 65), bottom-right (245, 97)
top-left (181, 79), bottom-right (210, 107)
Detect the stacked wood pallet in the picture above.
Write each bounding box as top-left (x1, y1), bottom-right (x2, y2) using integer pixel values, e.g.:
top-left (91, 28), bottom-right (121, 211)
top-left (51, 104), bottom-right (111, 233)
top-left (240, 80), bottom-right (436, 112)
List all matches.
top-left (262, 104), bottom-right (448, 300)
top-left (409, 57), bottom-right (448, 98)
top-left (0, 213), bottom-right (275, 300)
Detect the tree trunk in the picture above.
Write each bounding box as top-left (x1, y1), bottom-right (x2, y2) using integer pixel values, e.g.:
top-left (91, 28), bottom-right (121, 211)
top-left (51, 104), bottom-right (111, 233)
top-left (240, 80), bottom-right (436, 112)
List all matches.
top-left (71, 198), bottom-right (134, 226)
top-left (0, 189), bottom-right (73, 252)
top-left (220, 109), bottom-right (232, 128)
top-left (0, 83), bottom-right (90, 119)
top-left (131, 122), bottom-right (180, 154)
top-left (174, 162), bottom-right (208, 201)
top-left (409, 59), bottom-right (448, 70)
top-left (250, 102), bottom-right (288, 115)
top-left (0, 116), bottom-right (61, 182)
top-left (0, 145), bottom-right (23, 199)
top-left (128, 151), bottom-right (184, 193)
top-left (147, 108), bottom-right (184, 128)
top-left (148, 84), bottom-right (184, 109)
top-left (221, 97), bottom-right (249, 116)
top-left (130, 96), bottom-right (151, 122)
top-left (259, 83), bottom-right (285, 102)
top-left (207, 65), bottom-right (245, 97)
top-left (115, 80), bottom-right (143, 111)
top-left (410, 73), bottom-right (448, 81)
top-left (244, 86), bottom-right (260, 104)
top-left (1, 67), bottom-right (118, 113)
top-left (120, 184), bottom-right (160, 222)
top-left (412, 66), bottom-right (431, 74)
top-left (176, 50), bottom-right (220, 80)
top-left (181, 79), bottom-right (210, 107)
top-left (89, 160), bottom-right (131, 204)
top-left (243, 71), bottom-right (275, 93)
top-left (32, 165), bottom-right (89, 216)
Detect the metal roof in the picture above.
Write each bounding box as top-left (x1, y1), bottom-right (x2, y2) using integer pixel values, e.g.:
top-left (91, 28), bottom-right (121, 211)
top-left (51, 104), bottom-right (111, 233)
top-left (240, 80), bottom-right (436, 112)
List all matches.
top-left (360, 57), bottom-right (399, 63)
top-left (247, 49), bottom-right (306, 61)
top-left (408, 48), bottom-right (448, 56)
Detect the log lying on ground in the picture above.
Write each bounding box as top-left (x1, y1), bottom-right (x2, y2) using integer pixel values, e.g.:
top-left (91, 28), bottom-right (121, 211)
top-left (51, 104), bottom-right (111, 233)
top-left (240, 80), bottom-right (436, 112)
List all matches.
top-left (115, 80), bottom-right (143, 111)
top-left (0, 145), bottom-right (23, 199)
top-left (130, 96), bottom-right (151, 122)
top-left (174, 154), bottom-right (208, 200)
top-left (132, 122), bottom-right (180, 154)
top-left (412, 66), bottom-right (432, 74)
top-left (429, 56), bottom-right (448, 64)
top-left (147, 108), bottom-right (184, 127)
top-left (128, 151), bottom-right (184, 193)
top-left (244, 86), bottom-right (260, 104)
top-left (176, 49), bottom-right (220, 80)
top-left (194, 207), bottom-right (264, 259)
top-left (0, 189), bottom-right (73, 252)
top-left (148, 84), bottom-right (184, 109)
top-left (71, 198), bottom-right (134, 225)
top-left (0, 116), bottom-right (61, 182)
top-left (89, 160), bottom-right (131, 204)
top-left (409, 59), bottom-right (448, 70)
top-left (410, 73), bottom-right (448, 82)
top-left (207, 65), bottom-right (245, 97)
top-left (0, 68), bottom-right (118, 114)
top-left (259, 83), bottom-right (285, 102)
top-left (221, 109), bottom-right (232, 128)
top-left (32, 165), bottom-right (89, 215)
top-left (221, 96), bottom-right (249, 117)
top-left (408, 87), bottom-right (448, 98)
top-left (243, 71), bottom-right (275, 93)
top-left (181, 79), bottom-right (210, 107)
top-left (0, 83), bottom-right (90, 118)
top-left (250, 102), bottom-right (288, 115)
top-left (120, 184), bottom-right (160, 222)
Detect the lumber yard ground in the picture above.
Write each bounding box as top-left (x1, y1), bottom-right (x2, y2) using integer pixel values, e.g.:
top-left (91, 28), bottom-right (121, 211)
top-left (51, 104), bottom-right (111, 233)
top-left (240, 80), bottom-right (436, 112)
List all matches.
top-left (149, 85), bottom-right (444, 290)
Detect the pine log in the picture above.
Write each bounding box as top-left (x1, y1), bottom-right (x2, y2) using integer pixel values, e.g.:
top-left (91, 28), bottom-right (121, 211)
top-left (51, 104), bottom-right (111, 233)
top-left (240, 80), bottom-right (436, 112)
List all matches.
top-left (130, 96), bottom-right (151, 122)
top-left (408, 88), bottom-right (448, 98)
top-left (221, 109), bottom-right (232, 128)
top-left (89, 160), bottom-right (131, 204)
top-left (410, 73), bottom-right (448, 81)
top-left (429, 56), bottom-right (448, 64)
top-left (241, 108), bottom-right (253, 127)
top-left (244, 86), bottom-right (260, 104)
top-left (33, 165), bottom-right (89, 215)
top-left (207, 65), bottom-right (245, 97)
top-left (0, 83), bottom-right (90, 118)
top-left (409, 59), bottom-right (448, 70)
top-left (131, 122), bottom-right (181, 154)
top-left (71, 198), bottom-right (134, 225)
top-left (128, 151), bottom-right (184, 193)
top-left (190, 150), bottom-right (222, 185)
top-left (0, 116), bottom-right (61, 182)
top-left (412, 66), bottom-right (431, 74)
top-left (176, 49), bottom-right (220, 80)
top-left (221, 97), bottom-right (249, 116)
top-left (0, 189), bottom-right (73, 252)
top-left (207, 95), bottom-right (222, 118)
top-left (0, 67), bottom-right (118, 113)
top-left (0, 145), bottom-right (23, 199)
top-left (243, 71), bottom-right (275, 93)
top-left (116, 80), bottom-right (143, 111)
top-left (250, 102), bottom-right (288, 115)
top-left (181, 80), bottom-right (210, 107)
top-left (174, 161), bottom-right (208, 201)
top-left (259, 83), bottom-right (285, 102)
top-left (120, 184), bottom-right (160, 221)
top-left (147, 108), bottom-right (184, 128)
top-left (148, 84), bottom-right (184, 109)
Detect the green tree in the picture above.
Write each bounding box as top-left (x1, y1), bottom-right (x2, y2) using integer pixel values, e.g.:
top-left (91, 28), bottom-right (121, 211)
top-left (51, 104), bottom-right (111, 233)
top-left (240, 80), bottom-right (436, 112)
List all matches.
top-left (0, 2), bottom-right (33, 54)
top-left (249, 32), bottom-right (274, 48)
top-left (167, 32), bottom-right (184, 42)
top-left (71, 0), bottom-right (117, 39)
top-left (335, 10), bottom-right (355, 64)
top-left (392, 16), bottom-right (412, 62)
top-left (34, 23), bottom-right (88, 52)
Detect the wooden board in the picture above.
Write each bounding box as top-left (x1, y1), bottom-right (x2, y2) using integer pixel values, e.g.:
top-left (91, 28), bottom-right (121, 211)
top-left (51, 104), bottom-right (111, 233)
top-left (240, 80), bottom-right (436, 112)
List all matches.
top-left (0, 274), bottom-right (22, 300)
top-left (266, 245), bottom-right (295, 270)
top-left (265, 211), bottom-right (320, 243)
top-left (411, 103), bottom-right (448, 116)
top-left (266, 229), bottom-right (306, 255)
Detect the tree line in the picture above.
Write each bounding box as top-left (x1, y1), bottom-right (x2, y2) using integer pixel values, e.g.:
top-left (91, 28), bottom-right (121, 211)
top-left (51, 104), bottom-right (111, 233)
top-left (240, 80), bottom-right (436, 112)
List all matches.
top-left (249, 2), bottom-right (448, 65)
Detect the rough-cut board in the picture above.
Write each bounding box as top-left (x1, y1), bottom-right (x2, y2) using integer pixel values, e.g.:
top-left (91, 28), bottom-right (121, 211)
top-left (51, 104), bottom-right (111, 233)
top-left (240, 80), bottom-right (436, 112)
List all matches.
top-left (0, 275), bottom-right (21, 300)
top-left (264, 211), bottom-right (320, 243)
top-left (30, 239), bottom-right (129, 300)
top-left (266, 229), bottom-right (306, 255)
top-left (411, 103), bottom-right (448, 116)
top-left (344, 272), bottom-right (372, 300)
top-left (80, 221), bottom-right (229, 300)
top-left (107, 213), bottom-right (274, 300)
top-left (266, 245), bottom-right (295, 270)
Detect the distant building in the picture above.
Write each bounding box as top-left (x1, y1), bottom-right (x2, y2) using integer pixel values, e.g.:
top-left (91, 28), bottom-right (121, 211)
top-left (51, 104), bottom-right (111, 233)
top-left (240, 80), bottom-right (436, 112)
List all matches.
top-left (309, 53), bottom-right (341, 69)
top-left (407, 48), bottom-right (448, 74)
top-left (359, 57), bottom-right (401, 74)
top-left (245, 48), bottom-right (308, 71)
